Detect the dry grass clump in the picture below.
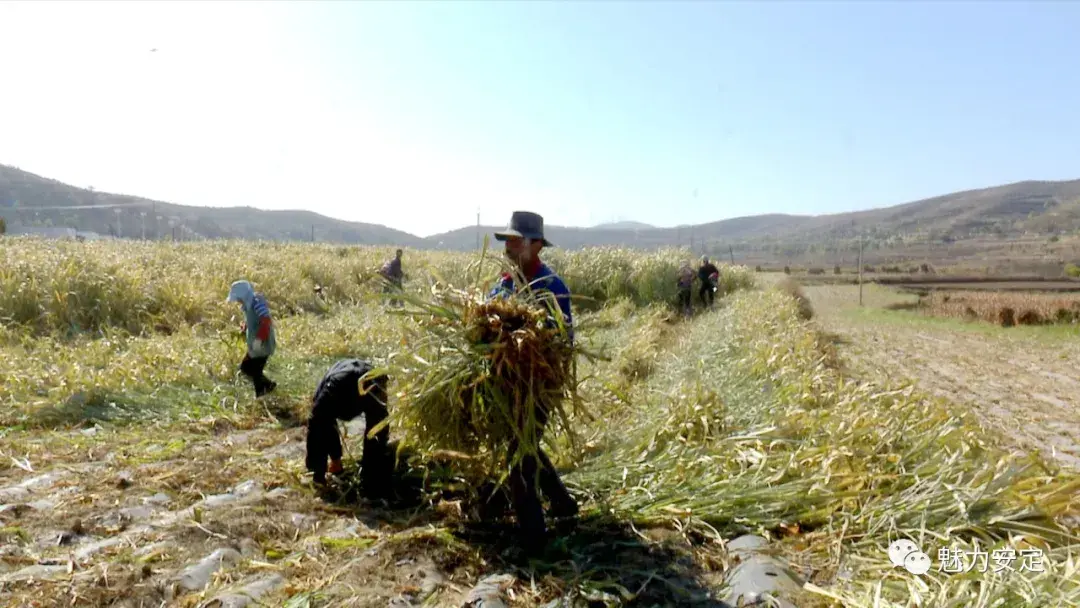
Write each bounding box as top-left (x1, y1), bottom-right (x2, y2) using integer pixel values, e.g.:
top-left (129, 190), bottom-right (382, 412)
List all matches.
top-left (0, 237), bottom-right (755, 340)
top-left (545, 247), bottom-right (756, 308)
top-left (921, 290), bottom-right (1080, 326)
top-left (387, 277), bottom-right (582, 478)
top-left (569, 285), bottom-right (1080, 606)
top-left (776, 277), bottom-right (814, 320)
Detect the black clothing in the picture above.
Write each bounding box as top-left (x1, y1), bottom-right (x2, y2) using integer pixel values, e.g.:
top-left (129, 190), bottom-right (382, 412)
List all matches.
top-left (697, 262), bottom-right (719, 283)
top-left (305, 359), bottom-right (391, 486)
top-left (506, 403), bottom-right (579, 551)
top-left (678, 286), bottom-right (692, 312)
top-left (698, 262), bottom-right (719, 307)
top-left (240, 354), bottom-right (276, 397)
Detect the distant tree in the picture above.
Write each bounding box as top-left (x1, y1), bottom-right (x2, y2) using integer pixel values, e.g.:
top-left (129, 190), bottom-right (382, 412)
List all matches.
top-left (0, 216), bottom-right (5, 235)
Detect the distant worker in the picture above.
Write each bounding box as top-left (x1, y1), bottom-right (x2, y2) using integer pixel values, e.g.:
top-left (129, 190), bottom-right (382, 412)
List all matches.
top-left (677, 259), bottom-right (695, 316)
top-left (379, 248), bottom-right (405, 307)
top-left (226, 280), bottom-right (277, 397)
top-left (305, 358), bottom-right (392, 492)
top-left (697, 255), bottom-right (720, 309)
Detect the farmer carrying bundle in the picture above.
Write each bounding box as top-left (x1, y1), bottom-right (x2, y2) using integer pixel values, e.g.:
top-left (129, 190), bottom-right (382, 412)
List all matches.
top-left (392, 211), bottom-right (580, 553)
top-left (379, 248), bottom-right (405, 307)
top-left (489, 211), bottom-right (580, 549)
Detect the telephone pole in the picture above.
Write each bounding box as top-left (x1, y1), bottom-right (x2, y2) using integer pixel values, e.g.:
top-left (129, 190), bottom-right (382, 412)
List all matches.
top-left (476, 208), bottom-right (480, 250)
top-left (858, 234), bottom-right (864, 307)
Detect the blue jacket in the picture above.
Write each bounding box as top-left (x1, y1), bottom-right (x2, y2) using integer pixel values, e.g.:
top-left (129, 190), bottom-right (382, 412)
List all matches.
top-left (488, 262), bottom-right (574, 344)
top-left (227, 280), bottom-right (277, 358)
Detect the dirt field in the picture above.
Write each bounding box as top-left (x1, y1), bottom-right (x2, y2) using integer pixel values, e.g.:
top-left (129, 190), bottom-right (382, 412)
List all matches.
top-left (896, 282), bottom-right (1080, 292)
top-left (803, 283), bottom-right (1080, 470)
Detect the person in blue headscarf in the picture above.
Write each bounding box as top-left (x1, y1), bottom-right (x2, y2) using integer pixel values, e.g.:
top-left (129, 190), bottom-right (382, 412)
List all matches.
top-left (226, 280), bottom-right (277, 398)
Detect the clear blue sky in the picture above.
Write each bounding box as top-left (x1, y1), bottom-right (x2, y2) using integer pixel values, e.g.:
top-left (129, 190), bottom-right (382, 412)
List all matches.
top-left (2, 1), bottom-right (1078, 236)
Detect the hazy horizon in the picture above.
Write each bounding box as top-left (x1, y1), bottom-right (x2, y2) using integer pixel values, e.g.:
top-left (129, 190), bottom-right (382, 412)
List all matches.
top-left (3, 1), bottom-right (1079, 237)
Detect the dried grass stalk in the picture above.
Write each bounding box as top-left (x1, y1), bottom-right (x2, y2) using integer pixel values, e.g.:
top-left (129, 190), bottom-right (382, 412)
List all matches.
top-left (386, 267), bottom-right (583, 480)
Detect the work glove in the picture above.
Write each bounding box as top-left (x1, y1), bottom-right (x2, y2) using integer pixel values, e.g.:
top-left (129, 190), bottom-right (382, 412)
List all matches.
top-left (252, 339), bottom-right (264, 355)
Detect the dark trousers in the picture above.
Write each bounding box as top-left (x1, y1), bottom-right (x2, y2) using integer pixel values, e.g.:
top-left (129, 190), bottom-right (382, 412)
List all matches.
top-left (306, 373), bottom-right (391, 488)
top-left (678, 286), bottom-right (692, 311)
top-left (383, 278), bottom-right (403, 307)
top-left (699, 283), bottom-right (714, 307)
top-left (240, 354), bottom-right (274, 396)
top-left (506, 409), bottom-right (578, 549)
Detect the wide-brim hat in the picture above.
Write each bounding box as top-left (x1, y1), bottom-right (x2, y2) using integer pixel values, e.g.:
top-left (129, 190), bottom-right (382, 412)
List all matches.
top-left (494, 211), bottom-right (553, 247)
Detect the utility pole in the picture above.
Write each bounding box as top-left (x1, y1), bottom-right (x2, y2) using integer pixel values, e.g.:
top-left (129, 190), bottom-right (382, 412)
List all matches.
top-left (476, 208), bottom-right (480, 250)
top-left (729, 245), bottom-right (735, 265)
top-left (311, 224), bottom-right (315, 243)
top-left (140, 211), bottom-right (147, 240)
top-left (858, 234), bottom-right (864, 307)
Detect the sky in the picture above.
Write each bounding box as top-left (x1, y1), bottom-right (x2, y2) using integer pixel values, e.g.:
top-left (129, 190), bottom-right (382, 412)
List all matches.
top-left (2, 1), bottom-right (1079, 238)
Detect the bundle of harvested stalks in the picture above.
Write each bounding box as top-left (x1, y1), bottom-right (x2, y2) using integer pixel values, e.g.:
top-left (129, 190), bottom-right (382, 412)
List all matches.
top-left (386, 275), bottom-right (583, 481)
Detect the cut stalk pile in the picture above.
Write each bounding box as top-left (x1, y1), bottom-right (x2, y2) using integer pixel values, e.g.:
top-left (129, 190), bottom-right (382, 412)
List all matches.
top-left (387, 279), bottom-right (582, 483)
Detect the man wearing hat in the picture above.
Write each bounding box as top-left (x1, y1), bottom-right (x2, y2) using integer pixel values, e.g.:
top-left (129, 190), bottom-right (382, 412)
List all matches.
top-left (488, 210), bottom-right (579, 551)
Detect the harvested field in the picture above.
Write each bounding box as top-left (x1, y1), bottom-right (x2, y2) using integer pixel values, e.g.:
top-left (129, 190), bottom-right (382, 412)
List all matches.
top-left (916, 290), bottom-right (1080, 325)
top-left (1, 241), bottom-right (1078, 607)
top-left (802, 283), bottom-right (1080, 471)
top-left (898, 282), bottom-right (1080, 292)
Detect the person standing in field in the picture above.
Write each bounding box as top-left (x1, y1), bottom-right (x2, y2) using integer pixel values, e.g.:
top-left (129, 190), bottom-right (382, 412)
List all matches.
top-left (380, 248), bottom-right (405, 307)
top-left (305, 358), bottom-right (392, 492)
top-left (489, 210), bottom-right (579, 551)
top-left (677, 259), bottom-right (695, 316)
top-left (697, 255), bottom-right (720, 309)
top-left (226, 280), bottom-right (277, 398)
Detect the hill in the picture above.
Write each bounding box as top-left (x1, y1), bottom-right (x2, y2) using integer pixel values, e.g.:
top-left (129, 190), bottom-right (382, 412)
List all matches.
top-left (4, 163), bottom-right (1080, 258)
top-left (0, 165), bottom-right (425, 246)
top-left (591, 220), bottom-right (656, 231)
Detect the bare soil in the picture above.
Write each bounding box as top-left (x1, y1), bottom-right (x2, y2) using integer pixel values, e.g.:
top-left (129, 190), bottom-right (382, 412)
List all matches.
top-left (804, 284), bottom-right (1080, 471)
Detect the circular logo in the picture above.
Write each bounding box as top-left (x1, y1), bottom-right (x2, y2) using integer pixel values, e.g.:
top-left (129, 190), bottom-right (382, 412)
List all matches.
top-left (888, 539), bottom-right (919, 568)
top-left (904, 551), bottom-right (932, 575)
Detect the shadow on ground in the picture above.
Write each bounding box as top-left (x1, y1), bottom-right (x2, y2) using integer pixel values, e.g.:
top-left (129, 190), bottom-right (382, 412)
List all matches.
top-left (313, 449), bottom-right (732, 606)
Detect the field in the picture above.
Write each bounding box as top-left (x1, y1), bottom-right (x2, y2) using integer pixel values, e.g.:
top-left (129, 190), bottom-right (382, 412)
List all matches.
top-left (799, 281), bottom-right (1080, 470)
top-left (910, 290), bottom-right (1080, 326)
top-left (1, 237), bottom-right (1079, 607)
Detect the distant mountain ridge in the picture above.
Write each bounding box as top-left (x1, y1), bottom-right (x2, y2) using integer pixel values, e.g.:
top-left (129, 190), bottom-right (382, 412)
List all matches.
top-left (3, 164), bottom-right (1080, 252)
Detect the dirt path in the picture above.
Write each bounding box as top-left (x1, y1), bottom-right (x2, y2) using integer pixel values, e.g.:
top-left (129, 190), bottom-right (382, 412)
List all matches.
top-left (803, 284), bottom-right (1080, 471)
